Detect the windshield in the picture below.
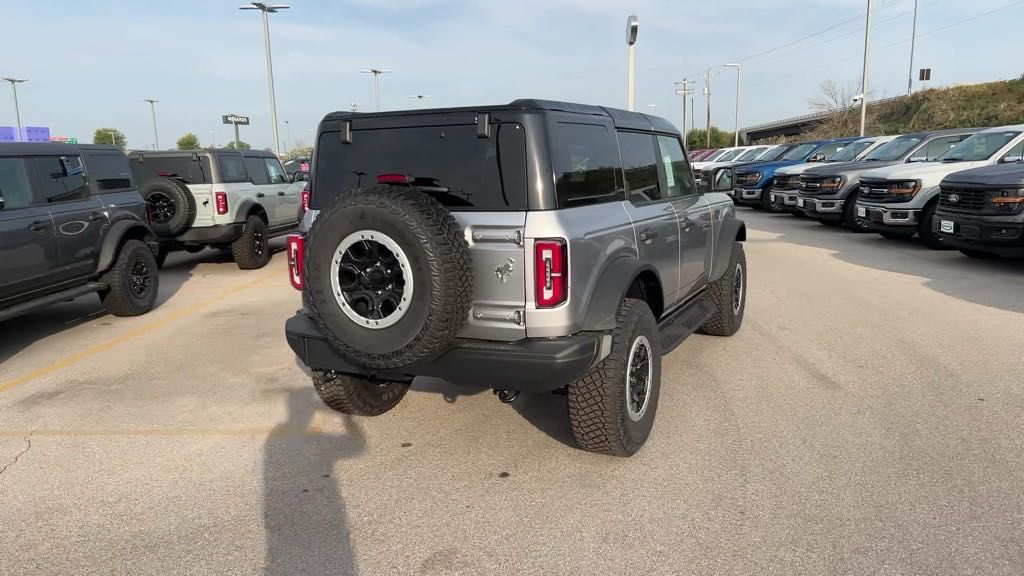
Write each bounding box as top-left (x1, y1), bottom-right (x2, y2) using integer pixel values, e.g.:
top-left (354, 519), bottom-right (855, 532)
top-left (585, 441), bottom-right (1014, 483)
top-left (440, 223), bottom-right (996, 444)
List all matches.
top-left (781, 143), bottom-right (818, 161)
top-left (828, 140), bottom-right (875, 162)
top-left (939, 131), bottom-right (1021, 162)
top-left (703, 149), bottom-right (728, 162)
top-left (735, 147), bottom-right (767, 161)
top-left (717, 149), bottom-right (743, 162)
top-left (757, 146), bottom-right (789, 161)
top-left (863, 136), bottom-right (923, 161)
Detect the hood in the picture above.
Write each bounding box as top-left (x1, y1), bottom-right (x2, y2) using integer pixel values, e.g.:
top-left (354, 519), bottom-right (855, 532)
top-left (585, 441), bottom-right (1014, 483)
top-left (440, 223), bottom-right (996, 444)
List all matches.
top-left (860, 160), bottom-right (991, 188)
top-left (775, 161), bottom-right (827, 177)
top-left (733, 159), bottom-right (799, 175)
top-left (803, 160), bottom-right (900, 178)
top-left (941, 162), bottom-right (1024, 188)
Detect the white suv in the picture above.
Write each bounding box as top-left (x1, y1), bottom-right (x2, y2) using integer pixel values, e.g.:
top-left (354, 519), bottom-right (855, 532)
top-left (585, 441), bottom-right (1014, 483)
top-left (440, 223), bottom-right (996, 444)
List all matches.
top-left (128, 149), bottom-right (304, 268)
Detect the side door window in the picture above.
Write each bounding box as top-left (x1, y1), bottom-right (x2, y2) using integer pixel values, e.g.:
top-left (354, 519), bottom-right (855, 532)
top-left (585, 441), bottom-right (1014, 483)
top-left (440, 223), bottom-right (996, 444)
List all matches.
top-left (0, 157), bottom-right (56, 298)
top-left (244, 157), bottom-right (270, 185)
top-left (34, 156), bottom-right (88, 203)
top-left (265, 157), bottom-right (298, 224)
top-left (618, 131), bottom-right (662, 203)
top-left (264, 158), bottom-right (288, 185)
top-left (922, 135), bottom-right (968, 161)
top-left (217, 153), bottom-right (250, 222)
top-left (1000, 140), bottom-right (1024, 163)
top-left (551, 122), bottom-right (624, 208)
top-left (655, 135), bottom-right (696, 198)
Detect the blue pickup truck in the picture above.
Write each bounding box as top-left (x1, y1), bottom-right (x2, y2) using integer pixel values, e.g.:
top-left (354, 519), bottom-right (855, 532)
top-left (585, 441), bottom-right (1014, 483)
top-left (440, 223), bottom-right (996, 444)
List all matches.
top-left (730, 137), bottom-right (860, 212)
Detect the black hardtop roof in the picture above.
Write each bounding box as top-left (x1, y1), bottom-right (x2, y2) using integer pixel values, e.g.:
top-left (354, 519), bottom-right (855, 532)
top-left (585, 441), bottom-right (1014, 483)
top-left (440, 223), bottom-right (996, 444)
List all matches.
top-left (943, 161), bottom-right (1024, 188)
top-left (322, 99), bottom-right (679, 134)
top-left (126, 148), bottom-right (279, 159)
top-left (0, 142), bottom-right (122, 157)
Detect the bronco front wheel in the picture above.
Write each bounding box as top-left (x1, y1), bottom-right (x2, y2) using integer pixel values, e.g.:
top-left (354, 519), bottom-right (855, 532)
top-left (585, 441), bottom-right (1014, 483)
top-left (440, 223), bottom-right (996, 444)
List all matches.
top-left (312, 370), bottom-right (410, 416)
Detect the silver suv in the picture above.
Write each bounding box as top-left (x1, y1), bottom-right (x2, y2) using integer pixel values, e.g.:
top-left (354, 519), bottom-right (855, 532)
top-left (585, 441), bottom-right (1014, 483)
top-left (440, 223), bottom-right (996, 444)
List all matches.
top-left (128, 149), bottom-right (304, 268)
top-left (284, 100), bottom-right (748, 456)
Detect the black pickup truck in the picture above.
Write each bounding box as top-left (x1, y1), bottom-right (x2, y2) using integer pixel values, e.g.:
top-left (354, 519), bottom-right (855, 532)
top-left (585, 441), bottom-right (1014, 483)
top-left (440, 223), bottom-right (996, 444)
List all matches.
top-left (933, 162), bottom-right (1024, 258)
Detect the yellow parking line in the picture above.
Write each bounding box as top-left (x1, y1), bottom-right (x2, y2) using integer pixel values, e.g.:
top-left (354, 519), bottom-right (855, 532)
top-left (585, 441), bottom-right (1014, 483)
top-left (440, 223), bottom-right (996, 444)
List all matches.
top-left (0, 426), bottom-right (326, 438)
top-left (0, 269), bottom-right (280, 395)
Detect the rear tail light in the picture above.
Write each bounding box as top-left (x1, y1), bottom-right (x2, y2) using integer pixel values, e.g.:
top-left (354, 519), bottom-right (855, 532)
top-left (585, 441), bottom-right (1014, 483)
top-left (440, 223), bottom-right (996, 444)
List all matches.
top-left (377, 173), bottom-right (412, 185)
top-left (215, 191), bottom-right (228, 215)
top-left (301, 185), bottom-right (310, 212)
top-left (287, 234), bottom-right (305, 290)
top-left (535, 239), bottom-right (567, 308)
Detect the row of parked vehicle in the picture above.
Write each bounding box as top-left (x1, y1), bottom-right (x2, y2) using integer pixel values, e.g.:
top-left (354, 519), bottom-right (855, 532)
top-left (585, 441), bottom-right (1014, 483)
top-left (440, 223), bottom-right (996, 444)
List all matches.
top-left (0, 143), bottom-right (308, 322)
top-left (694, 124), bottom-right (1024, 257)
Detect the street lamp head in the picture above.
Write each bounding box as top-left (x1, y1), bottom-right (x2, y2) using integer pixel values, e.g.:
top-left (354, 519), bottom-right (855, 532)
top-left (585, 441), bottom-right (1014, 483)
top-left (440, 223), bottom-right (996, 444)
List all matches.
top-left (240, 2), bottom-right (289, 12)
top-left (626, 14), bottom-right (639, 46)
top-left (360, 69), bottom-right (392, 74)
top-left (2, 78), bottom-right (27, 84)
top-left (724, 63), bottom-right (741, 68)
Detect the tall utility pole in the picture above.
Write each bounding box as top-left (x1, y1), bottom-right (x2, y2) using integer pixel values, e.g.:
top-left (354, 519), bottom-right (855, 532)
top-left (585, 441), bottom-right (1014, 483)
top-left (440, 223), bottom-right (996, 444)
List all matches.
top-left (674, 79), bottom-right (693, 138)
top-left (361, 69), bottom-right (392, 112)
top-left (690, 95), bottom-right (695, 141)
top-left (724, 63), bottom-right (742, 147)
top-left (283, 119), bottom-right (290, 154)
top-left (240, 2), bottom-right (289, 157)
top-left (704, 68), bottom-right (713, 149)
top-left (2, 78), bottom-right (26, 141)
top-left (210, 130), bottom-right (217, 148)
top-left (859, 0), bottom-right (873, 136)
top-left (907, 0), bottom-right (919, 96)
top-left (626, 15), bottom-right (639, 111)
top-left (144, 98), bottom-right (160, 149)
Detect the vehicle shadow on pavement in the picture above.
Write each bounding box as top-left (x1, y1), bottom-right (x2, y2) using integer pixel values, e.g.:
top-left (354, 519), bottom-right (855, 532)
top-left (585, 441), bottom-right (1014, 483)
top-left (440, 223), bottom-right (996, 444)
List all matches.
top-left (743, 209), bottom-right (1024, 314)
top-left (511, 392), bottom-right (578, 449)
top-left (263, 387), bottom-right (363, 576)
top-left (411, 377), bottom-right (487, 403)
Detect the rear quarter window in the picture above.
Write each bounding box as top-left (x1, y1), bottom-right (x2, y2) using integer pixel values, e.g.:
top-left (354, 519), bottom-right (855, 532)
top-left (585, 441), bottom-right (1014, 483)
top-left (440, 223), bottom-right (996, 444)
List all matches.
top-left (84, 152), bottom-right (134, 193)
top-left (313, 123), bottom-right (527, 211)
top-left (218, 153), bottom-right (249, 183)
top-left (552, 123), bottom-right (624, 208)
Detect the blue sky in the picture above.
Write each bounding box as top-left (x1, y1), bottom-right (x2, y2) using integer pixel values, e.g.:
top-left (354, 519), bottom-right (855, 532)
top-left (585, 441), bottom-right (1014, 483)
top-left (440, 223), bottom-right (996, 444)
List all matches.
top-left (2, 0), bottom-right (1022, 150)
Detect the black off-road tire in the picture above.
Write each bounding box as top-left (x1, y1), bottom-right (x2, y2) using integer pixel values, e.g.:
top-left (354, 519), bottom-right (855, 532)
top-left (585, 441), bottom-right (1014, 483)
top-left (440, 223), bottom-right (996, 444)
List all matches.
top-left (959, 249), bottom-right (999, 260)
top-left (917, 200), bottom-right (948, 250)
top-left (305, 186), bottom-right (473, 370)
top-left (142, 177), bottom-right (196, 237)
top-left (232, 215), bottom-right (272, 270)
top-left (312, 370), bottom-right (410, 416)
top-left (567, 299), bottom-right (662, 457)
top-left (700, 242), bottom-right (747, 337)
top-left (99, 239), bottom-right (159, 317)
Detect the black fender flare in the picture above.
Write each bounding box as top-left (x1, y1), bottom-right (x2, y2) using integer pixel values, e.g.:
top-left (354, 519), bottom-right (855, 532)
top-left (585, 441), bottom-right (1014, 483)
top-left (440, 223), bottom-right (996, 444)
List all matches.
top-left (710, 217), bottom-right (746, 283)
top-left (236, 199), bottom-right (269, 223)
top-left (580, 256), bottom-right (661, 331)
top-left (96, 218), bottom-right (153, 274)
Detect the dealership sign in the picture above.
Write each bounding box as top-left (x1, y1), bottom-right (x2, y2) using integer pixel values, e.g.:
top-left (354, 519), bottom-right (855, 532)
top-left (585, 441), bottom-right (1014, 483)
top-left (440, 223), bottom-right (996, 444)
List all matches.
top-left (222, 114), bottom-right (250, 125)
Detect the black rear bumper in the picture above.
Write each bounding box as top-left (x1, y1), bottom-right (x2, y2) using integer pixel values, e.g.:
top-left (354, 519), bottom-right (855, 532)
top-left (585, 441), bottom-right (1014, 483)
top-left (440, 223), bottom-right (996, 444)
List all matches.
top-left (285, 313), bottom-right (603, 392)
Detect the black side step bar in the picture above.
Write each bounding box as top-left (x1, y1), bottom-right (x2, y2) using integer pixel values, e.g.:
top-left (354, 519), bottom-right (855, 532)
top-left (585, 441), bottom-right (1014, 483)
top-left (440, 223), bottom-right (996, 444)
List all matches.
top-left (0, 283), bottom-right (105, 322)
top-left (658, 295), bottom-right (716, 354)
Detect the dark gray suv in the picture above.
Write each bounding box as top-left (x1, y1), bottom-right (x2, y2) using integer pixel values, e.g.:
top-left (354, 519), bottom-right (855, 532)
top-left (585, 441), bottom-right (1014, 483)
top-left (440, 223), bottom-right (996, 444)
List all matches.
top-left (0, 143), bottom-right (159, 322)
top-left (285, 100), bottom-right (748, 456)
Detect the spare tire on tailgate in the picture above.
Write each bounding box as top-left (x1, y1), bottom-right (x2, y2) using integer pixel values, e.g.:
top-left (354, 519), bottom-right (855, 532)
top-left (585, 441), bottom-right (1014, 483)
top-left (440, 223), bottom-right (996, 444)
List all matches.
top-left (141, 177), bottom-right (197, 237)
top-left (305, 185), bottom-right (473, 370)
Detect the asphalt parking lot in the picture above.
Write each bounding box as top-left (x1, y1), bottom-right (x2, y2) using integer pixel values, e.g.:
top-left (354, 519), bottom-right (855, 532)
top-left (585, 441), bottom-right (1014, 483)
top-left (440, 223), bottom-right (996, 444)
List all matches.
top-left (1, 210), bottom-right (1023, 576)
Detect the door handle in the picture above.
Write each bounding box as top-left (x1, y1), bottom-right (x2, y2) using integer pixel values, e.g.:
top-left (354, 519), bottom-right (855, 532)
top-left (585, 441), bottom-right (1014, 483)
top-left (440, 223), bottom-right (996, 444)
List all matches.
top-left (638, 228), bottom-right (658, 243)
top-left (256, 192), bottom-right (265, 198)
top-left (277, 191), bottom-right (286, 196)
top-left (88, 211), bottom-right (105, 222)
top-left (28, 221), bottom-right (49, 232)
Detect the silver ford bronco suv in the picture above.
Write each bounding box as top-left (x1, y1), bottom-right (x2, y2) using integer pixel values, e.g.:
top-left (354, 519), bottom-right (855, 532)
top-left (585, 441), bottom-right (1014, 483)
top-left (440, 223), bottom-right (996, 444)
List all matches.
top-left (284, 100), bottom-right (748, 456)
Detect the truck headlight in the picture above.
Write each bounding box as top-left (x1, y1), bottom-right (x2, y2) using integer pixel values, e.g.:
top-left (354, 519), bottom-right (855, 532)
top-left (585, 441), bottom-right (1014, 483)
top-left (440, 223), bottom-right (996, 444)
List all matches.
top-left (737, 171), bottom-right (762, 186)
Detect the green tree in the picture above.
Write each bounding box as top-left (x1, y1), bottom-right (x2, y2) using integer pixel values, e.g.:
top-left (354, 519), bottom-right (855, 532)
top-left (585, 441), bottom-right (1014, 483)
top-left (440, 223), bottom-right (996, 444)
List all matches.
top-left (93, 128), bottom-right (126, 148)
top-left (176, 132), bottom-right (201, 150)
top-left (686, 127), bottom-right (736, 150)
top-left (225, 140), bottom-right (251, 150)
top-left (284, 146), bottom-right (313, 161)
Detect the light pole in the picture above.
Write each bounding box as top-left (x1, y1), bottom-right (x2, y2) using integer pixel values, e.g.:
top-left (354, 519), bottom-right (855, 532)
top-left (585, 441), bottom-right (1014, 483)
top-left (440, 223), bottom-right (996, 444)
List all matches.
top-left (360, 69), bottom-right (392, 112)
top-left (859, 0), bottom-right (873, 136)
top-left (106, 130), bottom-right (117, 146)
top-left (907, 0), bottom-right (919, 96)
top-left (724, 63), bottom-right (742, 147)
top-left (704, 68), bottom-right (713, 149)
top-left (674, 80), bottom-right (693, 138)
top-left (284, 119), bottom-right (290, 154)
top-left (210, 130), bottom-right (217, 148)
top-left (626, 15), bottom-right (639, 111)
top-left (647, 104), bottom-right (657, 115)
top-left (240, 2), bottom-right (289, 157)
top-left (2, 78), bottom-right (26, 142)
top-left (144, 98), bottom-right (160, 149)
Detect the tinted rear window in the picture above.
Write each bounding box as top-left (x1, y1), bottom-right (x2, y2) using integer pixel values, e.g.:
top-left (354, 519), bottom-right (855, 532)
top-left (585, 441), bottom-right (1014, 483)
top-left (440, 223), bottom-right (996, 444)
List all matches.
top-left (84, 152), bottom-right (134, 192)
top-left (129, 155), bottom-right (212, 185)
top-left (552, 123), bottom-right (624, 207)
top-left (313, 123), bottom-right (527, 211)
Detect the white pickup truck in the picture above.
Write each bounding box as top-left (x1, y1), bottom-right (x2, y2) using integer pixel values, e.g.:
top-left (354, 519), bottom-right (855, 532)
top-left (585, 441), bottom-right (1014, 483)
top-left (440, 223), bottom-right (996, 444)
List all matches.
top-left (855, 125), bottom-right (1024, 248)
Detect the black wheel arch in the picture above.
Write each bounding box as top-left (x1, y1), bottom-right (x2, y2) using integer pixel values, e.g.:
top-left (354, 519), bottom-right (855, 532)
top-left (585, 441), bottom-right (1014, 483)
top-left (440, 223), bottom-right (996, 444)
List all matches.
top-left (581, 256), bottom-right (664, 331)
top-left (96, 218), bottom-right (156, 274)
top-left (709, 217), bottom-right (746, 283)
top-left (236, 199), bottom-right (269, 224)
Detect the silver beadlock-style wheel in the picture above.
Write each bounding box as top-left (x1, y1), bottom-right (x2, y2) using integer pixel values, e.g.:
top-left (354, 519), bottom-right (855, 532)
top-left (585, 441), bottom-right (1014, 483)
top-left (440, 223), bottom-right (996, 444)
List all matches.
top-left (732, 262), bottom-right (744, 315)
top-left (330, 230), bottom-right (414, 330)
top-left (625, 335), bottom-right (652, 422)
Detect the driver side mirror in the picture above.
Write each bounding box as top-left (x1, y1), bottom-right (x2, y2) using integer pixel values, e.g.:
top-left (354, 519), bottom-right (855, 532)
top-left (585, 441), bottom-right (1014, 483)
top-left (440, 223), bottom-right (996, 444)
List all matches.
top-left (999, 155), bottom-right (1023, 164)
top-left (711, 168), bottom-right (734, 192)
top-left (808, 153), bottom-right (827, 163)
top-left (0, 188), bottom-right (5, 211)
top-left (908, 156), bottom-right (928, 163)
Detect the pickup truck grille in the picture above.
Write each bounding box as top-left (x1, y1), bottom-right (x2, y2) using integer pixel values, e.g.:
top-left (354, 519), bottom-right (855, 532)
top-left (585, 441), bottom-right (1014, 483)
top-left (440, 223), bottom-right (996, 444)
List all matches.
top-left (938, 187), bottom-right (991, 212)
top-left (772, 175), bottom-right (801, 191)
top-left (858, 179), bottom-right (909, 203)
top-left (800, 175), bottom-right (826, 195)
